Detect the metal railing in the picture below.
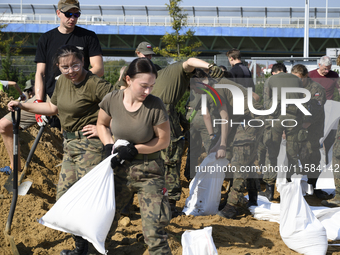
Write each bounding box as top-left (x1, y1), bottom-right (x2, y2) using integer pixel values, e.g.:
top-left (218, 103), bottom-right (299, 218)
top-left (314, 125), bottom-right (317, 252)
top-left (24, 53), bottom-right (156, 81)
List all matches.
top-left (1, 14), bottom-right (340, 29)
top-left (1, 4), bottom-right (340, 28)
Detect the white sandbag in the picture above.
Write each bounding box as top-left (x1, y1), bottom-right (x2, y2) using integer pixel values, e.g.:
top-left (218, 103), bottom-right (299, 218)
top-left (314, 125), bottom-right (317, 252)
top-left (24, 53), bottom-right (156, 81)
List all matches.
top-left (39, 155), bottom-right (116, 254)
top-left (321, 100), bottom-right (340, 144)
top-left (182, 226), bottom-right (218, 255)
top-left (182, 153), bottom-right (229, 216)
top-left (316, 145), bottom-right (336, 192)
top-left (248, 195), bottom-right (281, 223)
top-left (279, 175), bottom-right (328, 255)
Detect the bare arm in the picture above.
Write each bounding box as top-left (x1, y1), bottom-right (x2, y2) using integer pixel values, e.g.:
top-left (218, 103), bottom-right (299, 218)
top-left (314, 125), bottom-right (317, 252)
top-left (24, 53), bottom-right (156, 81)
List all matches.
top-left (210, 105), bottom-right (230, 159)
top-left (135, 120), bottom-right (170, 154)
top-left (35, 63), bottom-right (46, 101)
top-left (89, 55), bottom-right (104, 77)
top-left (182, 58), bottom-right (211, 73)
top-left (203, 110), bottom-right (214, 136)
top-left (8, 100), bottom-right (58, 115)
top-left (97, 109), bottom-right (114, 145)
top-left (252, 91), bottom-right (260, 102)
top-left (6, 81), bottom-right (24, 96)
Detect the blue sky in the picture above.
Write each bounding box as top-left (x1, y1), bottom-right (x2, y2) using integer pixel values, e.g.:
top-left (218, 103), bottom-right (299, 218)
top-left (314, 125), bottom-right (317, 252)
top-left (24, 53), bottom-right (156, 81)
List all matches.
top-left (14, 0), bottom-right (339, 8)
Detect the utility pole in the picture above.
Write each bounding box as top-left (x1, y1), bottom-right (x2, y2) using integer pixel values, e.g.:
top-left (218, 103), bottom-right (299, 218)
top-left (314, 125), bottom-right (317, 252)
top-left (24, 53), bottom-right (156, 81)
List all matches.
top-left (303, 0), bottom-right (309, 58)
top-left (325, 0), bottom-right (328, 25)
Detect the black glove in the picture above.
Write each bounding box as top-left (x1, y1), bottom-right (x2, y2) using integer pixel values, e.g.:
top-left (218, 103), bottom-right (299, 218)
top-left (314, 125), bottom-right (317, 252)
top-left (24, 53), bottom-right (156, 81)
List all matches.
top-left (208, 63), bottom-right (224, 79)
top-left (114, 143), bottom-right (138, 162)
top-left (111, 156), bottom-right (121, 169)
top-left (104, 144), bottom-right (114, 158)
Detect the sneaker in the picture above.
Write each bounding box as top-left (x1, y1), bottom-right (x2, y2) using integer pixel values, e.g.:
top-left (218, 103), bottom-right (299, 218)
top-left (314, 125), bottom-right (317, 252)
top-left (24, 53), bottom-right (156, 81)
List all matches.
top-left (321, 196), bottom-right (340, 207)
top-left (0, 166), bottom-right (11, 175)
top-left (217, 203), bottom-right (238, 219)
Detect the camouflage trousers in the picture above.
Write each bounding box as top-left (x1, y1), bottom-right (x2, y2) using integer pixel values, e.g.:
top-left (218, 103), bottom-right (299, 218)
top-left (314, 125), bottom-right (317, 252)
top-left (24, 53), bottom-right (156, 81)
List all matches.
top-left (110, 157), bottom-right (171, 255)
top-left (56, 137), bottom-right (104, 200)
top-left (332, 120), bottom-right (340, 196)
top-left (263, 114), bottom-right (301, 185)
top-left (226, 124), bottom-right (262, 207)
top-left (298, 128), bottom-right (322, 187)
top-left (161, 104), bottom-right (185, 201)
top-left (185, 108), bottom-right (218, 180)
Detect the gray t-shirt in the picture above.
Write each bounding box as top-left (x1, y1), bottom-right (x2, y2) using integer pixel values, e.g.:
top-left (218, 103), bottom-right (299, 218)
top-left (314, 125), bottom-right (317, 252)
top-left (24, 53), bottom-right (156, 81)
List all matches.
top-left (99, 90), bottom-right (169, 144)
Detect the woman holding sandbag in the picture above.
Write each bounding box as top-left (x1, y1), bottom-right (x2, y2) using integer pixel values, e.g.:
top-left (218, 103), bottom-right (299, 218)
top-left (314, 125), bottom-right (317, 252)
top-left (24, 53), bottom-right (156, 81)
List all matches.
top-left (8, 44), bottom-right (113, 255)
top-left (96, 57), bottom-right (172, 255)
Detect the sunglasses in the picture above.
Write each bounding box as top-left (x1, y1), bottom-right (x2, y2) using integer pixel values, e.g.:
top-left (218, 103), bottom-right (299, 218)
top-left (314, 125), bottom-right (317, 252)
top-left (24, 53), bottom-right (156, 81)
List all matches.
top-left (60, 10), bottom-right (81, 18)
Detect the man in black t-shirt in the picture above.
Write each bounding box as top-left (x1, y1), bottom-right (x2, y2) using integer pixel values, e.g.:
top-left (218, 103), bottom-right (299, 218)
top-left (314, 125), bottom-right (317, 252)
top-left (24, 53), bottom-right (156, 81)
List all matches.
top-left (227, 48), bottom-right (255, 92)
top-left (34, 0), bottom-right (104, 127)
top-left (0, 0), bottom-right (104, 172)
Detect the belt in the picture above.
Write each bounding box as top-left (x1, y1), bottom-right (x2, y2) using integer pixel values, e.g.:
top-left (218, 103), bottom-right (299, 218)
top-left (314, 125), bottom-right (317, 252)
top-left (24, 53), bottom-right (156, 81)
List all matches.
top-left (63, 131), bottom-right (99, 139)
top-left (134, 151), bottom-right (160, 160)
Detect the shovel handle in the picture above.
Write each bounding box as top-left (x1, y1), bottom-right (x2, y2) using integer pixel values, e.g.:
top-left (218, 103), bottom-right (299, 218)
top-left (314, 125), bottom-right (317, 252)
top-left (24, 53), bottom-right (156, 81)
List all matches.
top-left (5, 108), bottom-right (21, 235)
top-left (18, 125), bottom-right (45, 184)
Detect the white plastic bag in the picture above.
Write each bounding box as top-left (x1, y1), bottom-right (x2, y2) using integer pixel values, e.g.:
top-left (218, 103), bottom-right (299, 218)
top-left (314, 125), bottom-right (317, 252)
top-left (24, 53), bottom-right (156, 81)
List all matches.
top-left (182, 226), bottom-right (218, 255)
top-left (39, 155), bottom-right (115, 254)
top-left (182, 153), bottom-right (229, 216)
top-left (279, 175), bottom-right (328, 255)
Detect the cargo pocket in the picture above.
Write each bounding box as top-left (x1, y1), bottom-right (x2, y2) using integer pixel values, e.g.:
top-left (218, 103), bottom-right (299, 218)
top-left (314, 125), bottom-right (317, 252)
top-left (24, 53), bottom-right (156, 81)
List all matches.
top-left (297, 128), bottom-right (309, 142)
top-left (160, 137), bottom-right (185, 165)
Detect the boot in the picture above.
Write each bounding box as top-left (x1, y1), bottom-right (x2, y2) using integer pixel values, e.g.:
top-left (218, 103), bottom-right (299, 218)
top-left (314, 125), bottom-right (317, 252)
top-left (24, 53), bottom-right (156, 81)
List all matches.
top-left (314, 189), bottom-right (334, 200)
top-left (247, 190), bottom-right (258, 207)
top-left (321, 195), bottom-right (340, 207)
top-left (217, 203), bottom-right (238, 219)
top-left (121, 196), bottom-right (134, 217)
top-left (259, 184), bottom-right (274, 201)
top-left (60, 236), bottom-right (88, 255)
top-left (169, 199), bottom-right (184, 218)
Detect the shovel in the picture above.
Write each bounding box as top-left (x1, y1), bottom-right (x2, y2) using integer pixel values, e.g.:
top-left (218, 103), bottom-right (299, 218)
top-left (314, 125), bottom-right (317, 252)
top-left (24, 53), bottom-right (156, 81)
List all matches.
top-left (4, 122), bottom-right (45, 196)
top-left (4, 108), bottom-right (20, 255)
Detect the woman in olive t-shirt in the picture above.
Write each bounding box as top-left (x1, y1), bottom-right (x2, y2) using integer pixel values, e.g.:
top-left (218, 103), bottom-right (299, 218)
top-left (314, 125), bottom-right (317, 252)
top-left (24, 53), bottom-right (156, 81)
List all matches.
top-left (97, 58), bottom-right (172, 255)
top-left (8, 45), bottom-right (114, 254)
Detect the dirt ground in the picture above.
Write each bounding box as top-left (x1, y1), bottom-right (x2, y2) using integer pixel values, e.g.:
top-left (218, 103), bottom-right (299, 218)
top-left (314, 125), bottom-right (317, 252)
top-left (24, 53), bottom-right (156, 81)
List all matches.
top-left (1, 91), bottom-right (340, 255)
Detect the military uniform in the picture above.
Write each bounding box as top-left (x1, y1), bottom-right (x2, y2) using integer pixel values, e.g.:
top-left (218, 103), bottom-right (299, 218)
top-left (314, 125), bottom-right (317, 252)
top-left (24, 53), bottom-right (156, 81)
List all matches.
top-left (298, 79), bottom-right (326, 187)
top-left (208, 78), bottom-right (263, 214)
top-left (263, 73), bottom-right (303, 185)
top-left (321, 120), bottom-right (340, 207)
top-left (185, 91), bottom-right (219, 180)
top-left (99, 90), bottom-right (172, 255)
top-left (52, 72), bottom-right (113, 200)
top-left (151, 62), bottom-right (192, 202)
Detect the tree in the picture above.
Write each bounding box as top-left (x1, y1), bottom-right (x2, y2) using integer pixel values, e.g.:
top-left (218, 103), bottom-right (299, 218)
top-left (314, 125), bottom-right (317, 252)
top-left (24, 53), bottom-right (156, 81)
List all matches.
top-left (153, 0), bottom-right (202, 60)
top-left (0, 23), bottom-right (29, 98)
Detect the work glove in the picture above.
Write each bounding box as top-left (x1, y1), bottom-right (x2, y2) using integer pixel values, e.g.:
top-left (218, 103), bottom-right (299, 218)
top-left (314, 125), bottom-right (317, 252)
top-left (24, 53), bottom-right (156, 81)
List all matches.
top-left (104, 144), bottom-right (114, 158)
top-left (208, 63), bottom-right (224, 79)
top-left (114, 143), bottom-right (138, 162)
top-left (34, 99), bottom-right (49, 127)
top-left (110, 156), bottom-right (121, 169)
top-left (110, 143), bottom-right (138, 169)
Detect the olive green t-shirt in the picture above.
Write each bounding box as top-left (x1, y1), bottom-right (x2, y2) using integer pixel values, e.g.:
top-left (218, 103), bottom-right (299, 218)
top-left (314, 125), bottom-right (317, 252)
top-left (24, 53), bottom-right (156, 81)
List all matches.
top-left (50, 72), bottom-right (114, 132)
top-left (207, 78), bottom-right (260, 121)
top-left (263, 72), bottom-right (303, 110)
top-left (99, 90), bottom-right (169, 144)
top-left (151, 61), bottom-right (191, 105)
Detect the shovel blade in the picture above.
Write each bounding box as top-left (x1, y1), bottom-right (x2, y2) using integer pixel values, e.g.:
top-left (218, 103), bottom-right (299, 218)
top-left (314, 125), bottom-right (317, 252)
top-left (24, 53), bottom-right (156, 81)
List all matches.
top-left (4, 173), bottom-right (33, 196)
top-left (18, 180), bottom-right (33, 196)
top-left (4, 171), bottom-right (15, 193)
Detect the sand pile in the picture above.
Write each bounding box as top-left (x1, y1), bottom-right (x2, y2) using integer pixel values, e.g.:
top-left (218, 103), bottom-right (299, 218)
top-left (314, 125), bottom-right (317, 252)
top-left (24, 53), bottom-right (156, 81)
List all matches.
top-left (0, 91), bottom-right (339, 255)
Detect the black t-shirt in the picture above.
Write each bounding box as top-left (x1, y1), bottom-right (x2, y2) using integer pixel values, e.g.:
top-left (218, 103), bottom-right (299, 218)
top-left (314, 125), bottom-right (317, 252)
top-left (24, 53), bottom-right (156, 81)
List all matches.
top-left (35, 26), bottom-right (102, 98)
top-left (229, 63), bottom-right (255, 92)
